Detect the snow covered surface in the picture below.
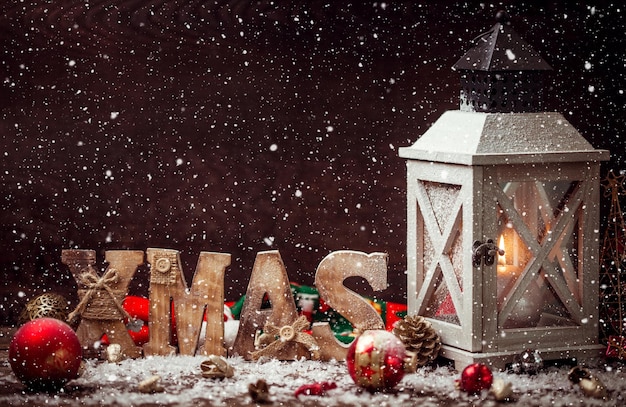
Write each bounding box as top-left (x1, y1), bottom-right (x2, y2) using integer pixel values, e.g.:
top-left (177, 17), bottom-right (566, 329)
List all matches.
top-left (1, 353), bottom-right (624, 406)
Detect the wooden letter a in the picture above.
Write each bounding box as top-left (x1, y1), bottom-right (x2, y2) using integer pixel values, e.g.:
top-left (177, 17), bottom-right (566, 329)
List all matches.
top-left (232, 250), bottom-right (302, 360)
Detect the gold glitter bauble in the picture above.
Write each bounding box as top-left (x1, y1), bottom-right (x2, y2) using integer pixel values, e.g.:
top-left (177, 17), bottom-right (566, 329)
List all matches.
top-left (19, 293), bottom-right (70, 324)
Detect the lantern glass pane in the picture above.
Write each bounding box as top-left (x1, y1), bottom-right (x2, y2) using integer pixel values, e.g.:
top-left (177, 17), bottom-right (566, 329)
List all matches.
top-left (416, 180), bottom-right (464, 326)
top-left (497, 180), bottom-right (582, 329)
top-left (417, 181), bottom-right (464, 325)
top-left (421, 181), bottom-right (464, 290)
top-left (422, 267), bottom-right (460, 325)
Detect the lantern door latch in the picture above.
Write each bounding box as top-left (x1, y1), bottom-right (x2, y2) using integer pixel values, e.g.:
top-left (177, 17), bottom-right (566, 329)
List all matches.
top-left (472, 239), bottom-right (505, 267)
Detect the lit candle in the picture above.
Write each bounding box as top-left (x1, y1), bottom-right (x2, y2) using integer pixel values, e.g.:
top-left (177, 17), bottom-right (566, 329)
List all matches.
top-left (496, 234), bottom-right (519, 301)
top-left (495, 232), bottom-right (540, 328)
top-left (497, 235), bottom-right (507, 275)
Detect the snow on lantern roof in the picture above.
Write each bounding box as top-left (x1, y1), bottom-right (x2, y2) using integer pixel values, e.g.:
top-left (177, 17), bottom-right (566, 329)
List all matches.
top-left (398, 111), bottom-right (609, 166)
top-left (452, 11), bottom-right (552, 72)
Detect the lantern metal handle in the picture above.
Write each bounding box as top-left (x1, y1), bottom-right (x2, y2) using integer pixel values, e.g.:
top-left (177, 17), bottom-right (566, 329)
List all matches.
top-left (472, 239), bottom-right (505, 267)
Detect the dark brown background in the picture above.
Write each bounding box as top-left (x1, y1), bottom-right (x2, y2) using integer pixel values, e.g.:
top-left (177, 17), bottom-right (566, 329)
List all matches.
top-left (1, 1), bottom-right (623, 325)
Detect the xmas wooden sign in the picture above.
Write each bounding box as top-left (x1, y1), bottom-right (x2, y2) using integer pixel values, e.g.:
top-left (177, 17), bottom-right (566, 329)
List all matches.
top-left (61, 249), bottom-right (388, 362)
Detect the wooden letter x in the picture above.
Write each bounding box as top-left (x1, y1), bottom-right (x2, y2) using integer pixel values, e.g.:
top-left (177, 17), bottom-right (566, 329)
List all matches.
top-left (62, 249), bottom-right (144, 359)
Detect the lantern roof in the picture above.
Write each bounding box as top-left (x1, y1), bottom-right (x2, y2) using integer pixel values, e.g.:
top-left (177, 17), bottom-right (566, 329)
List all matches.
top-left (398, 111), bottom-right (609, 165)
top-left (453, 11), bottom-right (552, 72)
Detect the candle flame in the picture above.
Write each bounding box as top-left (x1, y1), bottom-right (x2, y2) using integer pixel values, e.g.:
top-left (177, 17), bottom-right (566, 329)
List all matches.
top-left (498, 235), bottom-right (506, 265)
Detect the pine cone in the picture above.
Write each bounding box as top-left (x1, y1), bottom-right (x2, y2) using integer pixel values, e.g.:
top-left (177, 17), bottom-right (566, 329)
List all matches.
top-left (393, 315), bottom-right (441, 367)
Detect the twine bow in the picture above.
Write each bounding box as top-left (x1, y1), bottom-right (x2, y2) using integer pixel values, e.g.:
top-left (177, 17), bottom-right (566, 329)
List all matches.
top-left (250, 315), bottom-right (320, 361)
top-left (67, 267), bottom-right (133, 325)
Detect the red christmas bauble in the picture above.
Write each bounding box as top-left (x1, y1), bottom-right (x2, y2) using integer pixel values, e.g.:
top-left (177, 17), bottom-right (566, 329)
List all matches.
top-left (457, 363), bottom-right (493, 394)
top-left (346, 329), bottom-right (407, 391)
top-left (9, 318), bottom-right (83, 391)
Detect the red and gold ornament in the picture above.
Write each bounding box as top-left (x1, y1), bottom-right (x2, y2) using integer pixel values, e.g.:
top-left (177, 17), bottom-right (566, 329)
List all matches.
top-left (346, 329), bottom-right (415, 391)
top-left (456, 363), bottom-right (493, 394)
top-left (9, 318), bottom-right (83, 391)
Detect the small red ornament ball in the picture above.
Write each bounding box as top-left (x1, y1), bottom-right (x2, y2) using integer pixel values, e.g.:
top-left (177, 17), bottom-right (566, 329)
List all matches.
top-left (9, 317), bottom-right (83, 391)
top-left (457, 363), bottom-right (493, 394)
top-left (346, 329), bottom-right (407, 391)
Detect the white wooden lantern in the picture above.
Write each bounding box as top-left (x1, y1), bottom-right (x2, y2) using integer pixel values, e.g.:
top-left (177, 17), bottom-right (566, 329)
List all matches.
top-left (399, 14), bottom-right (609, 370)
